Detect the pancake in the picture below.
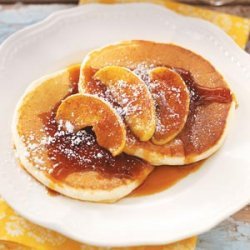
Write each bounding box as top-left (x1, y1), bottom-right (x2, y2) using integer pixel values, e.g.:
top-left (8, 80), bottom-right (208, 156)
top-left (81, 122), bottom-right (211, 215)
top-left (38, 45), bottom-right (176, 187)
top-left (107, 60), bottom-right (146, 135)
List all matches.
top-left (13, 65), bottom-right (153, 202)
top-left (79, 40), bottom-right (235, 165)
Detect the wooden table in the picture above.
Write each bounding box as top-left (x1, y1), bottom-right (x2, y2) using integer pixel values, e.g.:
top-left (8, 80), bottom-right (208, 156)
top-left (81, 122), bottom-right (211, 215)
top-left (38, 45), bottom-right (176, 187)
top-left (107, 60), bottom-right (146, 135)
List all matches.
top-left (0, 3), bottom-right (249, 249)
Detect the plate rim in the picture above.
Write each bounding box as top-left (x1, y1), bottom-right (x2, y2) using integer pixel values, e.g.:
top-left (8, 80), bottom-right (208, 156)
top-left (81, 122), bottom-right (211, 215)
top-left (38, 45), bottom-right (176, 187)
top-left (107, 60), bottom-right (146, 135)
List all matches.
top-left (0, 3), bottom-right (250, 247)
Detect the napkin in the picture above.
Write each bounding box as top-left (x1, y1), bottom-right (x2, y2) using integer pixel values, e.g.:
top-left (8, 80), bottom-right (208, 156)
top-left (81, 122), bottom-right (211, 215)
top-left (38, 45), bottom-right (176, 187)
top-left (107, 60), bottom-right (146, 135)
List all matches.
top-left (0, 197), bottom-right (197, 249)
top-left (1, 1), bottom-right (249, 249)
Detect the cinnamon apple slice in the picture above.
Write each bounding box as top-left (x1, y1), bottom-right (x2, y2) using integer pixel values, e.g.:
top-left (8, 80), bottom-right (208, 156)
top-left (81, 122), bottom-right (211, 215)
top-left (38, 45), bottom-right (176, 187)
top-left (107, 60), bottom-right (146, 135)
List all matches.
top-left (149, 67), bottom-right (190, 145)
top-left (56, 94), bottom-right (126, 156)
top-left (94, 66), bottom-right (156, 141)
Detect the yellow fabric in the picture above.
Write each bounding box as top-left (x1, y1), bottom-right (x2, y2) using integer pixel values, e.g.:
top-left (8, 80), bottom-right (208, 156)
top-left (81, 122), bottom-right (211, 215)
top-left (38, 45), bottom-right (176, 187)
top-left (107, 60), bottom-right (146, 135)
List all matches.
top-left (0, 198), bottom-right (197, 250)
top-left (1, 1), bottom-right (249, 249)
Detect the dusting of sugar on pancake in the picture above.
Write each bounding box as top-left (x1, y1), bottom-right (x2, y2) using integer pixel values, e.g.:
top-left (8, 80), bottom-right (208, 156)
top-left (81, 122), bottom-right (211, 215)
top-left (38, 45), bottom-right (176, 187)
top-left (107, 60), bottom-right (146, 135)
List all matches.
top-left (93, 66), bottom-right (156, 141)
top-left (20, 112), bottom-right (148, 180)
top-left (82, 64), bottom-right (153, 119)
top-left (132, 63), bottom-right (155, 85)
top-left (85, 79), bottom-right (145, 119)
top-left (109, 79), bottom-right (144, 116)
top-left (55, 94), bottom-right (127, 156)
top-left (82, 63), bottom-right (190, 145)
top-left (77, 41), bottom-right (235, 166)
top-left (150, 81), bottom-right (182, 129)
top-left (13, 64), bottom-right (154, 202)
top-left (148, 67), bottom-right (190, 145)
top-left (112, 64), bottom-right (189, 144)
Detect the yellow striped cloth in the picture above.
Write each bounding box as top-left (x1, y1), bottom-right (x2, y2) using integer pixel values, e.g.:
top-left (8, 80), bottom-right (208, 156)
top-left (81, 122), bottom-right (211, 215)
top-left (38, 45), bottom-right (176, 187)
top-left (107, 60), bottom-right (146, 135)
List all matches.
top-left (1, 1), bottom-right (249, 249)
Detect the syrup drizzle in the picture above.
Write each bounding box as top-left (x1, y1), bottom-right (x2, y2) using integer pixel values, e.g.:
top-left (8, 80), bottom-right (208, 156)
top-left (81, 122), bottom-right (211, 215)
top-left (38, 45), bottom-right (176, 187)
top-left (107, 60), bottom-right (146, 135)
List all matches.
top-left (41, 110), bottom-right (150, 181)
top-left (175, 68), bottom-right (232, 105)
top-left (39, 65), bottom-right (232, 183)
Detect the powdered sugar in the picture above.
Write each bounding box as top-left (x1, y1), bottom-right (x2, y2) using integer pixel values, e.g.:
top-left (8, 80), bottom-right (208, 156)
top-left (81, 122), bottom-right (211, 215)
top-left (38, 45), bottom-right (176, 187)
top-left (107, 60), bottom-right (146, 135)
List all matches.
top-left (133, 63), bottom-right (155, 85)
top-left (21, 107), bottom-right (145, 179)
top-left (65, 121), bottom-right (74, 133)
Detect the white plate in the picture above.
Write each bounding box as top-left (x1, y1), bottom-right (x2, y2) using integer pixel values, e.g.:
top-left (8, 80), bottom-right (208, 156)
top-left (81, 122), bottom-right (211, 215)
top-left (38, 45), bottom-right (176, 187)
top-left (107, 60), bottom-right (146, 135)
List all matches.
top-left (0, 3), bottom-right (250, 247)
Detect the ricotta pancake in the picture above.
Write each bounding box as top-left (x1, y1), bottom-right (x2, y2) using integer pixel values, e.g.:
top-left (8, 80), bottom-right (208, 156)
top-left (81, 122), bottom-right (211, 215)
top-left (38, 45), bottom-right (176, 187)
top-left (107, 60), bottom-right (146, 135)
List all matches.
top-left (13, 65), bottom-right (153, 202)
top-left (79, 40), bottom-right (235, 165)
top-left (13, 40), bottom-right (235, 203)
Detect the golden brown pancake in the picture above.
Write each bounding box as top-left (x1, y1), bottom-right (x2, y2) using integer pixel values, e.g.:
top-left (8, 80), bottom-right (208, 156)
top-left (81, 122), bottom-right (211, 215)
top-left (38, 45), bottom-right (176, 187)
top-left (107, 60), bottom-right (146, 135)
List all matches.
top-left (79, 40), bottom-right (235, 165)
top-left (13, 65), bottom-right (153, 202)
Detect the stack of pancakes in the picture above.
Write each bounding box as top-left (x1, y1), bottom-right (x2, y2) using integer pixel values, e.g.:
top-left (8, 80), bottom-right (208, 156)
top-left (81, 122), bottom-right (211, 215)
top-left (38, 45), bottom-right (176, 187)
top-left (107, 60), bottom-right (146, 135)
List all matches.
top-left (13, 41), bottom-right (235, 202)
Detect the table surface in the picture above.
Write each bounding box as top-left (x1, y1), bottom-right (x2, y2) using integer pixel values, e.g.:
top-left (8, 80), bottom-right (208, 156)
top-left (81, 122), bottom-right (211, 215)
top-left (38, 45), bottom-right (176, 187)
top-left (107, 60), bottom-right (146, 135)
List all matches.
top-left (0, 3), bottom-right (250, 250)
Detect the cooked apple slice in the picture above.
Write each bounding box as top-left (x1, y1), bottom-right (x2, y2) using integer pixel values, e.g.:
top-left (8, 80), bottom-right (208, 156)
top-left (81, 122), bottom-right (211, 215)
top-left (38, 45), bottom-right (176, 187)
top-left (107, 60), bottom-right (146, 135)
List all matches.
top-left (56, 94), bottom-right (126, 156)
top-left (93, 66), bottom-right (156, 141)
top-left (149, 67), bottom-right (190, 145)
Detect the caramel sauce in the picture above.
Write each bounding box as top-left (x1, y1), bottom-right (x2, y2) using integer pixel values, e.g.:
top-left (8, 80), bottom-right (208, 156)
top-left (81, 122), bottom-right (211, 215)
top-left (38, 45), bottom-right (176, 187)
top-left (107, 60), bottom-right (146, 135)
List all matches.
top-left (174, 68), bottom-right (232, 158)
top-left (40, 65), bottom-right (232, 197)
top-left (68, 64), bottom-right (81, 85)
top-left (42, 111), bottom-right (150, 181)
top-left (130, 161), bottom-right (203, 197)
top-left (86, 66), bottom-right (232, 112)
top-left (46, 187), bottom-right (59, 196)
top-left (175, 68), bottom-right (232, 105)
